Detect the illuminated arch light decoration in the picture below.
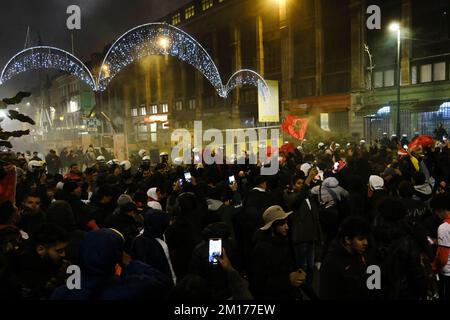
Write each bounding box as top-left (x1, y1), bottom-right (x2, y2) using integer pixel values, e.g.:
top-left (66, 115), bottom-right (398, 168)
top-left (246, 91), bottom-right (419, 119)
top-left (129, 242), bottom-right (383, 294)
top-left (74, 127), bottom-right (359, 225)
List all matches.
top-left (0, 46), bottom-right (97, 91)
top-left (98, 23), bottom-right (270, 100)
top-left (225, 69), bottom-right (270, 99)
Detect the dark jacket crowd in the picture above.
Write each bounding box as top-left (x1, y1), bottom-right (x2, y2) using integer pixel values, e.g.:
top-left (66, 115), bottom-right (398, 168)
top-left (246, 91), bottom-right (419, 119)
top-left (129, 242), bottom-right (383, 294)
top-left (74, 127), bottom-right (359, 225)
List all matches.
top-left (1, 137), bottom-right (450, 301)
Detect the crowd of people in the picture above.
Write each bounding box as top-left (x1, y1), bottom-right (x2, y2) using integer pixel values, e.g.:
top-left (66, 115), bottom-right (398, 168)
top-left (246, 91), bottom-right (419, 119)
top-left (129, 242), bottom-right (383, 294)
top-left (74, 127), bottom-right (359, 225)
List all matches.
top-left (15, 145), bottom-right (115, 175)
top-left (0, 132), bottom-right (449, 301)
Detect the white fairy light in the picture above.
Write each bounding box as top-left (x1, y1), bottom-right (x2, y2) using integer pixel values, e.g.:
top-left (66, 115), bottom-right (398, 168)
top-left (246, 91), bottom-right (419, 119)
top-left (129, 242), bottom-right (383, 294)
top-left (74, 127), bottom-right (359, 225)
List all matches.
top-left (0, 24), bottom-right (269, 101)
top-left (0, 46), bottom-right (97, 91)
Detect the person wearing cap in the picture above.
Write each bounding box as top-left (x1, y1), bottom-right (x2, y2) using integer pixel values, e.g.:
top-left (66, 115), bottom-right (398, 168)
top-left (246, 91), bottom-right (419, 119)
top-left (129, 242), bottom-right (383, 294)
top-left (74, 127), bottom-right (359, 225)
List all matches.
top-left (250, 206), bottom-right (306, 300)
top-left (319, 216), bottom-right (371, 300)
top-left (104, 195), bottom-right (141, 253)
top-left (367, 175), bottom-right (387, 220)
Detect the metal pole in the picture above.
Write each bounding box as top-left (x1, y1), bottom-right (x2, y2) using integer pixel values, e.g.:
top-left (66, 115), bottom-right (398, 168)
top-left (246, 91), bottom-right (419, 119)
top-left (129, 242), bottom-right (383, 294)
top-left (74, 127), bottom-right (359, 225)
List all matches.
top-left (396, 29), bottom-right (401, 138)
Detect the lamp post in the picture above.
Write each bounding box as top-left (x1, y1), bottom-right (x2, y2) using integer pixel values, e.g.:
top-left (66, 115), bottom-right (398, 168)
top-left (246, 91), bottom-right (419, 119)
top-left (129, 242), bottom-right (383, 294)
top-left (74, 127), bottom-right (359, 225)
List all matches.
top-left (389, 22), bottom-right (401, 139)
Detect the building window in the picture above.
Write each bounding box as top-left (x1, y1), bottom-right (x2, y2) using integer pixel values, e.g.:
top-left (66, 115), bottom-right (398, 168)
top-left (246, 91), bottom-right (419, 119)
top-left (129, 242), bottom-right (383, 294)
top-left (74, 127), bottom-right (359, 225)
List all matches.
top-left (384, 70), bottom-right (395, 87)
top-left (137, 124), bottom-right (148, 141)
top-left (131, 108), bottom-right (138, 117)
top-left (161, 104), bottom-right (169, 113)
top-left (151, 105), bottom-right (158, 114)
top-left (188, 99), bottom-right (196, 110)
top-left (138, 124), bottom-right (148, 133)
top-left (68, 100), bottom-right (79, 113)
top-left (420, 64), bottom-right (432, 83)
top-left (185, 5), bottom-right (195, 19)
top-left (320, 113), bottom-right (330, 131)
top-left (175, 101), bottom-right (183, 111)
top-left (433, 62), bottom-right (446, 81)
top-left (374, 71), bottom-right (383, 88)
top-left (411, 66), bottom-right (418, 84)
top-left (150, 123), bottom-right (157, 142)
top-left (172, 13), bottom-right (181, 25)
top-left (140, 106), bottom-right (147, 116)
top-left (202, 0), bottom-right (213, 11)
top-left (374, 69), bottom-right (395, 88)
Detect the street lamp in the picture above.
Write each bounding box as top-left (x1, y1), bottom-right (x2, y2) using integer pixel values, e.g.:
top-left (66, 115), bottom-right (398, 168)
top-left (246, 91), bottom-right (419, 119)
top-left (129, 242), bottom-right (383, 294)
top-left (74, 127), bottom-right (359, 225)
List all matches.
top-left (389, 22), bottom-right (401, 139)
top-left (158, 37), bottom-right (171, 52)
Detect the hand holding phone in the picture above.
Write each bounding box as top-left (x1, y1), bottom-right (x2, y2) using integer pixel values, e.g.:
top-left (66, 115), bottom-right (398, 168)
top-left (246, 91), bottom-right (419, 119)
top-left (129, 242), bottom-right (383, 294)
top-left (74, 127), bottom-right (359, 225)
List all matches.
top-left (184, 172), bottom-right (192, 183)
top-left (209, 238), bottom-right (222, 265)
top-left (228, 175), bottom-right (235, 185)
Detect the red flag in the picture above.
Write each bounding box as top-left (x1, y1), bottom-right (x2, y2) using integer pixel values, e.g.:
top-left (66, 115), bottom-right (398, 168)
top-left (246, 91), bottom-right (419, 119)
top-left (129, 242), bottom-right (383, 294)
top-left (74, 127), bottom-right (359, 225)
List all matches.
top-left (408, 135), bottom-right (434, 152)
top-left (281, 115), bottom-right (309, 141)
top-left (280, 142), bottom-right (296, 155)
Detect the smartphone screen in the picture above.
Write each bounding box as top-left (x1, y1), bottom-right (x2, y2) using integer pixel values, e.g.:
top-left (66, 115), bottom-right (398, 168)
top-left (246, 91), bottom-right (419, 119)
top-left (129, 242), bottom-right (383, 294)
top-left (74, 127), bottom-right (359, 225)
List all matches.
top-left (184, 172), bottom-right (192, 182)
top-left (228, 175), bottom-right (235, 184)
top-left (208, 238), bottom-right (222, 265)
top-left (178, 179), bottom-right (183, 186)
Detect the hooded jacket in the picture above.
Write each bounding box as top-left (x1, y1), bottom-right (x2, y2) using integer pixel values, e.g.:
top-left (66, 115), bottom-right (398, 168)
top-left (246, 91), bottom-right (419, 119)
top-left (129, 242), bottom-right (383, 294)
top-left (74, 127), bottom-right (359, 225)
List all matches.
top-left (311, 177), bottom-right (349, 208)
top-left (147, 188), bottom-right (163, 211)
top-left (51, 228), bottom-right (171, 300)
top-left (130, 210), bottom-right (175, 284)
top-left (413, 183), bottom-right (433, 202)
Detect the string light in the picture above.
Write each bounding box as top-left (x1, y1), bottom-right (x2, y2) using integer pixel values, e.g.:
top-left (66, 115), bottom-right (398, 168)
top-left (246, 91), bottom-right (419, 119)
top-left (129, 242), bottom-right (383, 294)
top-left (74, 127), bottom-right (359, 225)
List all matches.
top-left (0, 46), bottom-right (97, 91)
top-left (0, 24), bottom-right (269, 101)
top-left (98, 22), bottom-right (270, 100)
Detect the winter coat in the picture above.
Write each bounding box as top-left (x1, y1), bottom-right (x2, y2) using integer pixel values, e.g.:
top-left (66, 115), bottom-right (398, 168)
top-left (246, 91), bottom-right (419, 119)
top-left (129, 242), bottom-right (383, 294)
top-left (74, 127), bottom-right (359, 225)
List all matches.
top-left (51, 228), bottom-right (171, 300)
top-left (131, 209), bottom-right (174, 284)
top-left (290, 197), bottom-right (322, 244)
top-left (372, 219), bottom-right (430, 300)
top-left (249, 231), bottom-right (297, 300)
top-left (319, 240), bottom-right (370, 300)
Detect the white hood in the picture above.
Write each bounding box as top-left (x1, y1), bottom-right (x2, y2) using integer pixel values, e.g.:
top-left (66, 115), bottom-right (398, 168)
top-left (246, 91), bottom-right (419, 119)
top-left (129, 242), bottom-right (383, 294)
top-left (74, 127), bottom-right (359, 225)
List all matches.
top-left (147, 187), bottom-right (159, 200)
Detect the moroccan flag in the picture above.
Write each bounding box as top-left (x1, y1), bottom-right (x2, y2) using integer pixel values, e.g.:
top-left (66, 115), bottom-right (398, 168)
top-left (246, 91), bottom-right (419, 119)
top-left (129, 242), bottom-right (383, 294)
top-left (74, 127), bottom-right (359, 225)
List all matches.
top-left (281, 115), bottom-right (309, 140)
top-left (408, 135), bottom-right (434, 152)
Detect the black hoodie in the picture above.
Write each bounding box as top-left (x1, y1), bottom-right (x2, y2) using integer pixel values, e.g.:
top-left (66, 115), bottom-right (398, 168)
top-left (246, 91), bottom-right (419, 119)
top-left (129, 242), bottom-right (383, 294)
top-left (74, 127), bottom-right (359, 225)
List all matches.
top-left (130, 210), bottom-right (174, 284)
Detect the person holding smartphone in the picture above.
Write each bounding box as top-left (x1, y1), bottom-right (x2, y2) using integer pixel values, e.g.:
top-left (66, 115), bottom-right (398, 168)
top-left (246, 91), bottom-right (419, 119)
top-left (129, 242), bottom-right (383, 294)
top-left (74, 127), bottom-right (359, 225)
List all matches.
top-left (250, 206), bottom-right (307, 300)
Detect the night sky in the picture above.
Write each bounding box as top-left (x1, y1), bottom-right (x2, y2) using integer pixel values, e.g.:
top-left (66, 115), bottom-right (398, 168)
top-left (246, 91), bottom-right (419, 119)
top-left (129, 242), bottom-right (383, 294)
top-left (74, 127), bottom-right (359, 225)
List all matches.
top-left (0, 0), bottom-right (191, 96)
